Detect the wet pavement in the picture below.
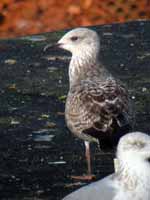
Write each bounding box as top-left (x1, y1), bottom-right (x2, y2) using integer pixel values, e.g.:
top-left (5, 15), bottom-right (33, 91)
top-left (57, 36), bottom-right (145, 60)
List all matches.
top-left (0, 20), bottom-right (150, 199)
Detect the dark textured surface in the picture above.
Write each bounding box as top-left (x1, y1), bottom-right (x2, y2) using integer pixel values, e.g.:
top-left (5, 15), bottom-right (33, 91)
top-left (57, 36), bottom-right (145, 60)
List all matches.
top-left (0, 20), bottom-right (150, 200)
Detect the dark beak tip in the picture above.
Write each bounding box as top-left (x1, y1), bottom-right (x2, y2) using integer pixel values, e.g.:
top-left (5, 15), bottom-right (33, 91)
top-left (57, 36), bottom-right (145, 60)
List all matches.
top-left (43, 43), bottom-right (60, 52)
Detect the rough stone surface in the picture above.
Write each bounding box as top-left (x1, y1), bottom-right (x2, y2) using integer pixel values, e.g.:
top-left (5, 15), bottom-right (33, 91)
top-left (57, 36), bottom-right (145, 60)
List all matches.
top-left (0, 20), bottom-right (150, 200)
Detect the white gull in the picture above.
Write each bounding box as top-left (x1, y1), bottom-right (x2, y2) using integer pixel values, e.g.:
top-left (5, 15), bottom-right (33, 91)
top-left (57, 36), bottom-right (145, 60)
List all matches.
top-left (62, 132), bottom-right (150, 200)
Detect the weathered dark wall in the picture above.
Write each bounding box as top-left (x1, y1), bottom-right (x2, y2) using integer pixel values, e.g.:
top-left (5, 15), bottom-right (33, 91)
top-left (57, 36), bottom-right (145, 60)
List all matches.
top-left (0, 20), bottom-right (150, 200)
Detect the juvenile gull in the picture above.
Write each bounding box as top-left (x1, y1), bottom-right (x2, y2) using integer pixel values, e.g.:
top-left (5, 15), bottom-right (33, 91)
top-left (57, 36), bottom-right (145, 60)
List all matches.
top-left (62, 132), bottom-right (150, 200)
top-left (44, 28), bottom-right (131, 179)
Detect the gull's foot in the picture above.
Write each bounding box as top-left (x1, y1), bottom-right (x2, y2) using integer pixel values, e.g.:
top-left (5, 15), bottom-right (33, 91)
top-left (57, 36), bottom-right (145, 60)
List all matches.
top-left (70, 174), bottom-right (96, 181)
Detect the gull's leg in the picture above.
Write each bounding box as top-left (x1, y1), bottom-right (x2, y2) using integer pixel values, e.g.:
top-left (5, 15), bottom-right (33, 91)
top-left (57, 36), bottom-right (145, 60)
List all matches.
top-left (71, 141), bottom-right (95, 181)
top-left (85, 141), bottom-right (92, 175)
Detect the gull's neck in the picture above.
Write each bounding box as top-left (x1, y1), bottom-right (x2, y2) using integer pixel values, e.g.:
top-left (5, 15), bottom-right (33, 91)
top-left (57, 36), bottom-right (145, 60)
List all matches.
top-left (116, 153), bottom-right (150, 193)
top-left (68, 48), bottom-right (109, 88)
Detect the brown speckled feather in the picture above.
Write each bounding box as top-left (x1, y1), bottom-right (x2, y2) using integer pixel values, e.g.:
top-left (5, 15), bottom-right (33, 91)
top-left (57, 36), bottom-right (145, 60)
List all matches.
top-left (54, 27), bottom-right (132, 148)
top-left (65, 78), bottom-right (129, 144)
top-left (45, 28), bottom-right (132, 177)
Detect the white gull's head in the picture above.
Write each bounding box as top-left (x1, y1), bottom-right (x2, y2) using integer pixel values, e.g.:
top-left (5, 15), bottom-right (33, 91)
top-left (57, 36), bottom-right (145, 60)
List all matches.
top-left (117, 132), bottom-right (150, 163)
top-left (55, 28), bottom-right (101, 87)
top-left (57, 28), bottom-right (100, 56)
top-left (115, 132), bottom-right (150, 196)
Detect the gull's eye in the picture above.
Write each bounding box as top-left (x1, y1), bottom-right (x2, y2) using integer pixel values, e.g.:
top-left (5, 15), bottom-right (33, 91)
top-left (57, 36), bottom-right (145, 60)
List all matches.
top-left (70, 36), bottom-right (78, 41)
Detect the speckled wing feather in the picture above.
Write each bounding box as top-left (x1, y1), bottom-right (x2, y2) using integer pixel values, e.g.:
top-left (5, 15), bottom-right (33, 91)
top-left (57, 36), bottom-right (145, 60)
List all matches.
top-left (65, 78), bottom-right (129, 141)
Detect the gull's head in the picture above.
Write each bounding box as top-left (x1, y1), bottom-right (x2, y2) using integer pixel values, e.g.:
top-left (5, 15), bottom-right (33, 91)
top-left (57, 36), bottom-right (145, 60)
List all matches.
top-left (117, 132), bottom-right (150, 163)
top-left (56, 28), bottom-right (100, 55)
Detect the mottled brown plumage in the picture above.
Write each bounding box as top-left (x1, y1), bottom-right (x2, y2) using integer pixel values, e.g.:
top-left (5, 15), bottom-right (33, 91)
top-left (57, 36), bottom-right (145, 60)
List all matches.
top-left (65, 77), bottom-right (129, 146)
top-left (45, 27), bottom-right (131, 179)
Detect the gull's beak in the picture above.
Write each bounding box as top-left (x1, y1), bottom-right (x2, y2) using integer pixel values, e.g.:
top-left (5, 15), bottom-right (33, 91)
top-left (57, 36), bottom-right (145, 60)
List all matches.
top-left (43, 43), bottom-right (62, 52)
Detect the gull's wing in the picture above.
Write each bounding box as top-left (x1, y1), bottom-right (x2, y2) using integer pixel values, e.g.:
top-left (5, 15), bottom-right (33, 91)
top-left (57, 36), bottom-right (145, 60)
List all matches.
top-left (66, 78), bottom-right (129, 138)
top-left (62, 175), bottom-right (116, 200)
